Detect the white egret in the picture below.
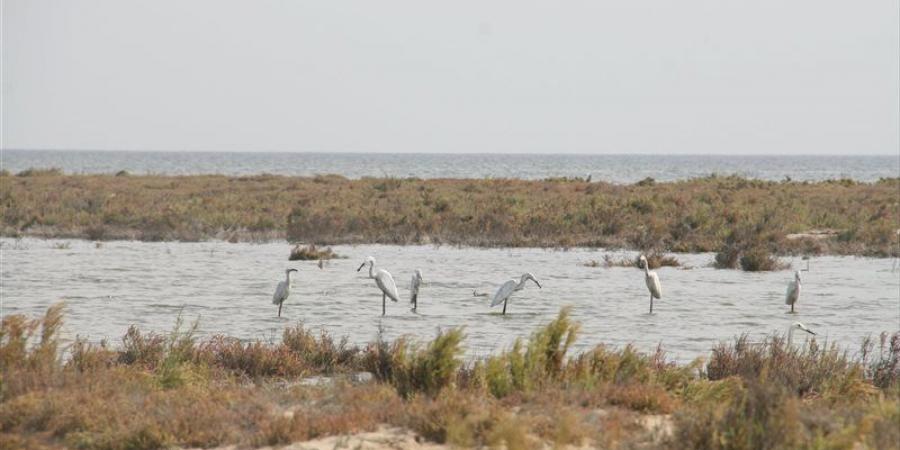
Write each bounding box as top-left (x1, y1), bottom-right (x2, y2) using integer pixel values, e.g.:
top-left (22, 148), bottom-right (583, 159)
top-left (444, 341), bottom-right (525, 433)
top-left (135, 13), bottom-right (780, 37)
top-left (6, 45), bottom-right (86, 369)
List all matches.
top-left (787, 321), bottom-right (816, 347)
top-left (272, 268), bottom-right (298, 317)
top-left (410, 269), bottom-right (424, 311)
top-left (639, 255), bottom-right (662, 314)
top-left (490, 273), bottom-right (542, 315)
top-left (357, 256), bottom-right (400, 316)
top-left (785, 270), bottom-right (801, 313)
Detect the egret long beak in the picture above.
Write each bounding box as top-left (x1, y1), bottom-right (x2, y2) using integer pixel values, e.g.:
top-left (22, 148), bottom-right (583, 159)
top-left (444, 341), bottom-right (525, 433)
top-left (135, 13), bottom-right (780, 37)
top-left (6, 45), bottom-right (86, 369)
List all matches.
top-left (804, 329), bottom-right (816, 335)
top-left (534, 280), bottom-right (542, 289)
top-left (357, 262), bottom-right (366, 272)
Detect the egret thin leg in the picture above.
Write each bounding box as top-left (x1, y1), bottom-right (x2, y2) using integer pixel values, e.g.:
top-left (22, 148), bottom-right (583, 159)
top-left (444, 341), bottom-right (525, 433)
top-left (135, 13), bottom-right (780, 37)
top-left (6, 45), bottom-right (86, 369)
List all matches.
top-left (502, 298), bottom-right (508, 315)
top-left (278, 302), bottom-right (283, 317)
top-left (649, 295), bottom-right (653, 314)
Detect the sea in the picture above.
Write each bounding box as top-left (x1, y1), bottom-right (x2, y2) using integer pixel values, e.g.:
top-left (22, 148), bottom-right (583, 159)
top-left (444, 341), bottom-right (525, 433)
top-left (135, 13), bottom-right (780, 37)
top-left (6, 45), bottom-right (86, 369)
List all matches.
top-left (2, 150), bottom-right (897, 183)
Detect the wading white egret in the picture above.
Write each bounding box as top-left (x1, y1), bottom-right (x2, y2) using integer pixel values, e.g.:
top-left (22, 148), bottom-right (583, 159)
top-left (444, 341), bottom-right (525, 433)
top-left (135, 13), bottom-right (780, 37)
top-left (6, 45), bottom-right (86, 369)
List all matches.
top-left (639, 255), bottom-right (662, 314)
top-left (410, 269), bottom-right (424, 311)
top-left (272, 268), bottom-right (298, 317)
top-left (785, 271), bottom-right (801, 313)
top-left (357, 256), bottom-right (400, 316)
top-left (490, 273), bottom-right (542, 315)
top-left (787, 321), bottom-right (816, 346)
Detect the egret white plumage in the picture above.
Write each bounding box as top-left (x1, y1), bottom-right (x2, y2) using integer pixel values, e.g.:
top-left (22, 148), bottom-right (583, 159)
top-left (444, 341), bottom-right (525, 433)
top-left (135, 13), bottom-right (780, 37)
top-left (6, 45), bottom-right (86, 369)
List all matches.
top-left (410, 269), bottom-right (424, 311)
top-left (357, 256), bottom-right (400, 316)
top-left (490, 273), bottom-right (541, 315)
top-left (787, 321), bottom-right (816, 346)
top-left (272, 268), bottom-right (298, 317)
top-left (639, 255), bottom-right (662, 314)
top-left (785, 270), bottom-right (802, 313)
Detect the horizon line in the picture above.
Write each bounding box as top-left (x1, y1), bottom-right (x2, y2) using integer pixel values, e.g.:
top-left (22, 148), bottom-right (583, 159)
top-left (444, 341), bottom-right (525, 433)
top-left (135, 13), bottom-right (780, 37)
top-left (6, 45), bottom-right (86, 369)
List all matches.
top-left (3, 148), bottom-right (897, 157)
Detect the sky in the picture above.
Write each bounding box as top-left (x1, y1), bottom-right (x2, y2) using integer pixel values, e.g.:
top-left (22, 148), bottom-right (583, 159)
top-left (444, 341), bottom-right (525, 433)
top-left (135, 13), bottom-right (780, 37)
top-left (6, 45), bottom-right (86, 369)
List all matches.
top-left (2, 1), bottom-right (899, 154)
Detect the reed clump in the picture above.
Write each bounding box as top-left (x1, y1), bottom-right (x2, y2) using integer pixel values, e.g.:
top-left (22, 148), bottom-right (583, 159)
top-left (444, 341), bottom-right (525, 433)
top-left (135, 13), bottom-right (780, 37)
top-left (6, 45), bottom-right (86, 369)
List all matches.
top-left (1, 173), bottom-right (896, 258)
top-left (603, 252), bottom-right (681, 269)
top-left (1, 304), bottom-right (897, 449)
top-left (288, 243), bottom-right (341, 261)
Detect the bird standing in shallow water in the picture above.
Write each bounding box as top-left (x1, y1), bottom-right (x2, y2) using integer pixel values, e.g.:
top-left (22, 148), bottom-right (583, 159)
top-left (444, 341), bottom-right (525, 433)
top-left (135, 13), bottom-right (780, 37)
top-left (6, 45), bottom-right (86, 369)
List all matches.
top-left (272, 268), bottom-right (298, 317)
top-left (785, 270), bottom-right (802, 313)
top-left (409, 269), bottom-right (424, 312)
top-left (490, 273), bottom-right (542, 315)
top-left (357, 256), bottom-right (400, 316)
top-left (639, 255), bottom-right (662, 314)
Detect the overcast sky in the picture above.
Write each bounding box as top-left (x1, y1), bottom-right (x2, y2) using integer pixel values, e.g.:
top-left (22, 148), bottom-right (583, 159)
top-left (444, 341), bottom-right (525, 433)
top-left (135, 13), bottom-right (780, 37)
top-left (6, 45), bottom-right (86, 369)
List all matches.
top-left (3, 1), bottom-right (898, 154)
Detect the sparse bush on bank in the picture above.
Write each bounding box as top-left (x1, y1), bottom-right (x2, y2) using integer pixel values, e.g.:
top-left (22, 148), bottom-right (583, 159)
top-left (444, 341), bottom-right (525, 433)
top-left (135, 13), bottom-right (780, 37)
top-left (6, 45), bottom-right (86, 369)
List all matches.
top-left (288, 243), bottom-right (341, 261)
top-left (1, 173), bottom-right (897, 258)
top-left (603, 252), bottom-right (682, 269)
top-left (2, 304), bottom-right (896, 449)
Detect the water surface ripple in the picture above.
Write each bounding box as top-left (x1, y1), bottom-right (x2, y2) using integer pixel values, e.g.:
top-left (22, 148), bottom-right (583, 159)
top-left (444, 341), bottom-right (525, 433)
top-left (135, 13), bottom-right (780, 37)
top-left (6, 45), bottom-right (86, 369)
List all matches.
top-left (2, 238), bottom-right (898, 363)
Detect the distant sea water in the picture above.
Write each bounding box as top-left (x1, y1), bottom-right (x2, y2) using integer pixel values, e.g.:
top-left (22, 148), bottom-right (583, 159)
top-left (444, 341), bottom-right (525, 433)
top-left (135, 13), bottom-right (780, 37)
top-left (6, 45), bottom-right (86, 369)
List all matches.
top-left (2, 150), bottom-right (897, 183)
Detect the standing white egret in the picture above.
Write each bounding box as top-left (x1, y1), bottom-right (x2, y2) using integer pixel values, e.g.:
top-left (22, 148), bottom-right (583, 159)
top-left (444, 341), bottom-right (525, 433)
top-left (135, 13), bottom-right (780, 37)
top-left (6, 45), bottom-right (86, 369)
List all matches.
top-left (357, 256), bottom-right (400, 316)
top-left (785, 270), bottom-right (802, 313)
top-left (272, 268), bottom-right (298, 317)
top-left (410, 269), bottom-right (424, 311)
top-left (490, 273), bottom-right (542, 315)
top-left (639, 255), bottom-right (662, 314)
top-left (787, 321), bottom-right (816, 346)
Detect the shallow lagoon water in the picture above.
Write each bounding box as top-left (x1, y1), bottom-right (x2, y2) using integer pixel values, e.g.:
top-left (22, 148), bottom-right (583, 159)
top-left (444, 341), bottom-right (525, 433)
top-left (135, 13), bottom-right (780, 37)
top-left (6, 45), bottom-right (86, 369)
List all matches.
top-left (2, 238), bottom-right (898, 363)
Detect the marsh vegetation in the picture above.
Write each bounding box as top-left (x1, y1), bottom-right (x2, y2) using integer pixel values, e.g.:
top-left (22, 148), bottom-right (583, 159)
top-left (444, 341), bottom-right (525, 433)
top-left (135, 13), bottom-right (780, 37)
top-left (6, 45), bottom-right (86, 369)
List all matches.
top-left (2, 173), bottom-right (897, 265)
top-left (1, 305), bottom-right (897, 449)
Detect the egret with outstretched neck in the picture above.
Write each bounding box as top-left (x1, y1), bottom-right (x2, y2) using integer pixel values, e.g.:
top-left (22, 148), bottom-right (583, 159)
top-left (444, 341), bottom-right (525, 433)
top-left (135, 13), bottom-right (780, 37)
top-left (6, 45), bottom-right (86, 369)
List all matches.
top-left (272, 268), bottom-right (298, 317)
top-left (787, 321), bottom-right (816, 346)
top-left (639, 255), bottom-right (662, 314)
top-left (785, 271), bottom-right (802, 313)
top-left (410, 269), bottom-right (424, 311)
top-left (357, 256), bottom-right (400, 316)
top-left (490, 273), bottom-right (542, 315)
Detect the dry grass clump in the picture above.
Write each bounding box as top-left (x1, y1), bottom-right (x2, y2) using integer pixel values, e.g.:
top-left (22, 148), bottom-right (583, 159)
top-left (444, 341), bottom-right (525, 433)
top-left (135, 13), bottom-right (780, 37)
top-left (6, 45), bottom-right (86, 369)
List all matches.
top-left (1, 172), bottom-right (896, 257)
top-left (288, 243), bottom-right (341, 261)
top-left (15, 167), bottom-right (62, 177)
top-left (363, 328), bottom-right (465, 398)
top-left (705, 334), bottom-right (890, 400)
top-left (602, 252), bottom-right (681, 269)
top-left (713, 212), bottom-right (790, 271)
top-left (2, 304), bottom-right (898, 449)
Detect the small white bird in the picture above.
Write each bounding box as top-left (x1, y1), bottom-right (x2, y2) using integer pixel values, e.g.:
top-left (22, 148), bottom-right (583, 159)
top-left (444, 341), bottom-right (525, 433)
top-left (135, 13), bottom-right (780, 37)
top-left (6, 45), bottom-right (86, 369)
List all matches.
top-left (272, 268), bottom-right (298, 317)
top-left (357, 256), bottom-right (400, 316)
top-left (410, 269), bottom-right (424, 311)
top-left (639, 255), bottom-right (662, 314)
top-left (787, 321), bottom-right (816, 347)
top-left (785, 270), bottom-right (802, 313)
top-left (490, 273), bottom-right (542, 315)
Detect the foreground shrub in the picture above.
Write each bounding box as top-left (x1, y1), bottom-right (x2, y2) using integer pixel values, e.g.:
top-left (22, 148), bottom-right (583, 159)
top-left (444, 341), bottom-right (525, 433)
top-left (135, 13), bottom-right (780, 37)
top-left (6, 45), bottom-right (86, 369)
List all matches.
top-left (706, 334), bottom-right (881, 400)
top-left (364, 328), bottom-right (465, 398)
top-left (481, 307), bottom-right (579, 396)
top-left (0, 303), bottom-right (65, 398)
top-left (2, 304), bottom-right (897, 449)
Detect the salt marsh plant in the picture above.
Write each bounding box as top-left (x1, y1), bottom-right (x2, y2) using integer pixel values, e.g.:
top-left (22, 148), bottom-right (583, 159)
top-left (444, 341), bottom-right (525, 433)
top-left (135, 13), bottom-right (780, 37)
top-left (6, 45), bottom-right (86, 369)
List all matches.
top-left (1, 303), bottom-right (897, 449)
top-left (2, 173), bottom-right (897, 259)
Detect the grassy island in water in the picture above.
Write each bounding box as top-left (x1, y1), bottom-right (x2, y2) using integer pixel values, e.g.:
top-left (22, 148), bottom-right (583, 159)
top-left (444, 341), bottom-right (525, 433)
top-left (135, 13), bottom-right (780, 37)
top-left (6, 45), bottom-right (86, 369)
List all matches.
top-left (2, 171), bottom-right (897, 260)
